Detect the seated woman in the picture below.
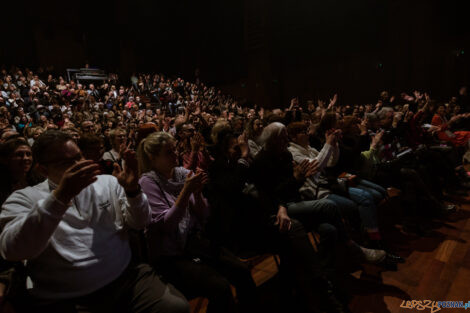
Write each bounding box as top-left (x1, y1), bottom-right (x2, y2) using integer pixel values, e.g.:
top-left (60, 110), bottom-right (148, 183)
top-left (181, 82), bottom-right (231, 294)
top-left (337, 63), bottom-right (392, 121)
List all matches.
top-left (432, 105), bottom-right (470, 148)
top-left (137, 132), bottom-right (255, 313)
top-left (175, 123), bottom-right (212, 171)
top-left (245, 117), bottom-right (263, 158)
top-left (252, 122), bottom-right (400, 268)
top-left (102, 128), bottom-right (127, 167)
top-left (205, 127), bottom-right (346, 313)
top-left (0, 137), bottom-right (42, 312)
top-left (286, 121), bottom-right (390, 249)
top-left (0, 137), bottom-right (41, 205)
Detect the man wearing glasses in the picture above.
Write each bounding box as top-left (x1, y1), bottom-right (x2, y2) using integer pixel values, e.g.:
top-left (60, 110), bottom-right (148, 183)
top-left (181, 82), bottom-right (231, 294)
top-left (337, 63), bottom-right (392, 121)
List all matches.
top-left (0, 130), bottom-right (189, 313)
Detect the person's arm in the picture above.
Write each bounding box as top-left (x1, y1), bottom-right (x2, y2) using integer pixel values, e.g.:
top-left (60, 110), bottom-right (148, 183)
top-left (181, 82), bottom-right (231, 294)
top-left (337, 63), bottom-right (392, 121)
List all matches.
top-left (190, 191), bottom-right (210, 225)
top-left (326, 143), bottom-right (340, 167)
top-left (361, 147), bottom-right (378, 161)
top-left (139, 176), bottom-right (191, 231)
top-left (113, 177), bottom-right (149, 230)
top-left (182, 151), bottom-right (198, 171)
top-left (0, 190), bottom-right (69, 261)
top-left (1, 160), bottom-right (100, 261)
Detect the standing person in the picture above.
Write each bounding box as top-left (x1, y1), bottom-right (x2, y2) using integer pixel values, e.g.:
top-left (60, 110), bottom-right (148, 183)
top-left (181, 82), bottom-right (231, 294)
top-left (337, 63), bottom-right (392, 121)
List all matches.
top-left (0, 130), bottom-right (189, 313)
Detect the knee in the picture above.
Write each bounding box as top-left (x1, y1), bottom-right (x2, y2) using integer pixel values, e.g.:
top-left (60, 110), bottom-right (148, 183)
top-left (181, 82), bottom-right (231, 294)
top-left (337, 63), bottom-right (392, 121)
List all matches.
top-left (168, 299), bottom-right (190, 313)
top-left (355, 189), bottom-right (375, 207)
top-left (156, 292), bottom-right (190, 313)
top-left (319, 199), bottom-right (339, 212)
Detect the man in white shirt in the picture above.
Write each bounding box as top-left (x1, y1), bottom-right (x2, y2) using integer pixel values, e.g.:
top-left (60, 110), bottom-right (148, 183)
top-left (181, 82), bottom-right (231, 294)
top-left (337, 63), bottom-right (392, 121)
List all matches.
top-left (0, 130), bottom-right (189, 313)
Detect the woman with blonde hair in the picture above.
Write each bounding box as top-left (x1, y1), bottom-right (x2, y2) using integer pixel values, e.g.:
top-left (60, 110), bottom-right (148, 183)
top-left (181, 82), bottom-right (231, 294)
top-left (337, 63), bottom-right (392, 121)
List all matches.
top-left (137, 132), bottom-right (257, 313)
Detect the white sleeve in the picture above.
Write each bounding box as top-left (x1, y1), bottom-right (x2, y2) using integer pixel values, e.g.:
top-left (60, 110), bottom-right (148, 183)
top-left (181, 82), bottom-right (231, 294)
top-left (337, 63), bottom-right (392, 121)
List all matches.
top-left (113, 179), bottom-right (150, 230)
top-left (0, 190), bottom-right (68, 261)
top-left (326, 143), bottom-right (340, 167)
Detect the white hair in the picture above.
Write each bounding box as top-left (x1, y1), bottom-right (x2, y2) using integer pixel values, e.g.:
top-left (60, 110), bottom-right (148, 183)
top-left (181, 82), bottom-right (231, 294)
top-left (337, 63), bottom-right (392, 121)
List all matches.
top-left (258, 122), bottom-right (286, 149)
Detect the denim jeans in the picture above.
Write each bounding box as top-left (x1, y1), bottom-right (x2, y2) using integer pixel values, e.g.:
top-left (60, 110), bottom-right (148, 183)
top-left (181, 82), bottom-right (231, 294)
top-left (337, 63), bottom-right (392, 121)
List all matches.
top-left (327, 187), bottom-right (378, 230)
top-left (356, 179), bottom-right (387, 203)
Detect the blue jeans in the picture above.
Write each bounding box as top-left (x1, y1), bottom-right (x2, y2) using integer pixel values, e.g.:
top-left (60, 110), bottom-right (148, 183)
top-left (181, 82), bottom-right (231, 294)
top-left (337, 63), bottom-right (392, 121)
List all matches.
top-left (327, 187), bottom-right (378, 230)
top-left (356, 179), bottom-right (387, 203)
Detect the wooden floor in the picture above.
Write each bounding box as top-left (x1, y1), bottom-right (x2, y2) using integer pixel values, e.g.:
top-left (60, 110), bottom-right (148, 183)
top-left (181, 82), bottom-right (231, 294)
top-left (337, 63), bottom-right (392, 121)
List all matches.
top-left (190, 173), bottom-right (470, 313)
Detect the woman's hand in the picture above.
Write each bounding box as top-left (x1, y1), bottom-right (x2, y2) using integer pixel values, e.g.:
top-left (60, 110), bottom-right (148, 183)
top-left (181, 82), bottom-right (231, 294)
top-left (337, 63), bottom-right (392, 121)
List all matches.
top-left (371, 130), bottom-right (384, 150)
top-left (358, 118), bottom-right (368, 135)
top-left (293, 159), bottom-right (309, 181)
top-left (237, 132), bottom-right (250, 158)
top-left (183, 170), bottom-right (208, 194)
top-left (293, 159), bottom-right (319, 181)
top-left (190, 133), bottom-right (201, 152)
top-left (275, 205), bottom-right (291, 232)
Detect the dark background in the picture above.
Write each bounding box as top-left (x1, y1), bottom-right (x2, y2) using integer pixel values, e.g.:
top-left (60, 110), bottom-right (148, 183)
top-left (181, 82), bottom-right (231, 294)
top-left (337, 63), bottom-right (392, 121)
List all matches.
top-left (1, 0), bottom-right (469, 107)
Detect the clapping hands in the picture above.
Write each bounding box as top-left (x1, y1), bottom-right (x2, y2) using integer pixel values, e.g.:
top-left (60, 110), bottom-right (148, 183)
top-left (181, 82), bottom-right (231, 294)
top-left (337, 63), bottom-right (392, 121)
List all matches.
top-left (293, 159), bottom-right (320, 182)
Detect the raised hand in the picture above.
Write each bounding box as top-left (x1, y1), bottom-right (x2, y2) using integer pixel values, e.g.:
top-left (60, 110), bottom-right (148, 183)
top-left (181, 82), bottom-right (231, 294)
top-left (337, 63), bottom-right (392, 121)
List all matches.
top-left (358, 118), bottom-right (368, 135)
top-left (237, 132), bottom-right (250, 158)
top-left (371, 130), bottom-right (384, 149)
top-left (183, 171), bottom-right (207, 194)
top-left (328, 94), bottom-right (338, 109)
top-left (193, 168), bottom-right (209, 194)
top-left (289, 97), bottom-right (299, 110)
top-left (325, 129), bottom-right (337, 145)
top-left (113, 148), bottom-right (139, 194)
top-left (190, 133), bottom-right (201, 152)
top-left (54, 160), bottom-right (101, 205)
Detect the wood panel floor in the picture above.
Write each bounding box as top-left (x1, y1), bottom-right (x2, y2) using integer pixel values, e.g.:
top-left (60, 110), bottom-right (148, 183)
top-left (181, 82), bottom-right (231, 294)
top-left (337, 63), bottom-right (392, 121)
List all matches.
top-left (190, 180), bottom-right (470, 313)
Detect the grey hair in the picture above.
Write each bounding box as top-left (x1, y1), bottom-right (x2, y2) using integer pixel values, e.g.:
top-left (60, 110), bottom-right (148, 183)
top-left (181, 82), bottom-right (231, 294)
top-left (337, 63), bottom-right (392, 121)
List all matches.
top-left (258, 122), bottom-right (286, 149)
top-left (377, 107), bottom-right (394, 120)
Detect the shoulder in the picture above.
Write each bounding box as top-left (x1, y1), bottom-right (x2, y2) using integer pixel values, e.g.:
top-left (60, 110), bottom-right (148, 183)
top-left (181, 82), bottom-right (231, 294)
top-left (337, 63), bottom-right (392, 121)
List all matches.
top-left (138, 173), bottom-right (154, 186)
top-left (1, 182), bottom-right (48, 215)
top-left (96, 174), bottom-right (118, 184)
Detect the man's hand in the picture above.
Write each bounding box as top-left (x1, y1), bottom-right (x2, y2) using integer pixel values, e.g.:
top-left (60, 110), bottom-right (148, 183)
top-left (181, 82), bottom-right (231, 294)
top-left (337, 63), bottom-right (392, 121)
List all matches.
top-left (54, 160), bottom-right (101, 205)
top-left (113, 148), bottom-right (139, 194)
top-left (275, 205), bottom-right (291, 233)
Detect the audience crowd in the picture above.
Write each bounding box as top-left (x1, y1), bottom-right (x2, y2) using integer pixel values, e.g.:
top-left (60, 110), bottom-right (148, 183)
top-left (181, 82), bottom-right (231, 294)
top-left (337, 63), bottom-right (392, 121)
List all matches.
top-left (0, 65), bottom-right (470, 313)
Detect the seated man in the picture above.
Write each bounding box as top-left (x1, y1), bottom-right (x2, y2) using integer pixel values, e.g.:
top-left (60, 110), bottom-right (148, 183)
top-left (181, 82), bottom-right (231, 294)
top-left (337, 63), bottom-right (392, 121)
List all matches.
top-left (0, 130), bottom-right (189, 313)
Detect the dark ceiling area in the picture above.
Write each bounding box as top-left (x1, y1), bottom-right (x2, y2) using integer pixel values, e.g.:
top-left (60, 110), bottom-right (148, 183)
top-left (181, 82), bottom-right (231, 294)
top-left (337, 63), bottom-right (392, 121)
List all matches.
top-left (2, 0), bottom-right (470, 106)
